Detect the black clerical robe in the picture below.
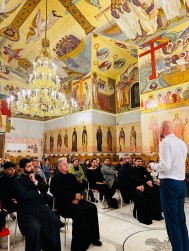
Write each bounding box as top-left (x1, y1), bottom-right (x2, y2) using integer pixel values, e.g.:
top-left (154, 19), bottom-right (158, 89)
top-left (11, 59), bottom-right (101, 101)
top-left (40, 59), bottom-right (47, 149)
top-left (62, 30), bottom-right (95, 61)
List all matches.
top-left (118, 164), bottom-right (162, 224)
top-left (13, 173), bottom-right (60, 251)
top-left (50, 172), bottom-right (100, 251)
top-left (0, 172), bottom-right (18, 212)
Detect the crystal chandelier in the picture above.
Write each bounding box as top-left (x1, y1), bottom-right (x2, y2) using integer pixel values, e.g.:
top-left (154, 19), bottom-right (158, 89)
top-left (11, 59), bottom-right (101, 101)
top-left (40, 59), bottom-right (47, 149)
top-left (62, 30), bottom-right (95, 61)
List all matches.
top-left (10, 0), bottom-right (77, 118)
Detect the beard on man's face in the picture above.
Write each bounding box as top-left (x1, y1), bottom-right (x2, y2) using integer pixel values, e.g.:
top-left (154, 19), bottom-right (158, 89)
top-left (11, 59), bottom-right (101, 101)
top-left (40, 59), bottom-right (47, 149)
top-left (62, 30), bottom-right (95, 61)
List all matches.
top-left (24, 169), bottom-right (35, 175)
top-left (160, 132), bottom-right (164, 140)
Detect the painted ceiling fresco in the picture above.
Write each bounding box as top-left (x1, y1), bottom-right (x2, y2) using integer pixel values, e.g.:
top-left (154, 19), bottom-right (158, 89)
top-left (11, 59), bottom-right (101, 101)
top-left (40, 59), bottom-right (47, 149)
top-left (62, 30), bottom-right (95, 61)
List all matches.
top-left (0, 0), bottom-right (189, 119)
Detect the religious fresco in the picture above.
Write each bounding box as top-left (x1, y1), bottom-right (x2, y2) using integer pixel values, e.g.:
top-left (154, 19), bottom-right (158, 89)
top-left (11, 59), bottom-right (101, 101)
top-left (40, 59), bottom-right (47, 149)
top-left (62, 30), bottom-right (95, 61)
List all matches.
top-left (0, 0), bottom-right (189, 122)
top-left (91, 71), bottom-right (116, 113)
top-left (0, 94), bottom-right (11, 132)
top-left (91, 124), bottom-right (116, 153)
top-left (116, 123), bottom-right (142, 153)
top-left (91, 34), bottom-right (138, 79)
top-left (115, 64), bottom-right (139, 113)
top-left (71, 74), bottom-right (92, 111)
top-left (0, 115), bottom-right (7, 133)
top-left (110, 0), bottom-right (189, 44)
top-left (141, 107), bottom-right (189, 154)
top-left (44, 124), bottom-right (93, 154)
top-left (5, 137), bottom-right (42, 157)
top-left (139, 21), bottom-right (189, 94)
top-left (45, 123), bottom-right (117, 154)
top-left (141, 82), bottom-right (189, 114)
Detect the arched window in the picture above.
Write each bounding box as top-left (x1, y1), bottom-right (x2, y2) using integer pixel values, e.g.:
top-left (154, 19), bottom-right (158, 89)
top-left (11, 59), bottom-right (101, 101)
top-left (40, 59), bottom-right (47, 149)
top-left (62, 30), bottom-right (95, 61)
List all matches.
top-left (131, 82), bottom-right (140, 108)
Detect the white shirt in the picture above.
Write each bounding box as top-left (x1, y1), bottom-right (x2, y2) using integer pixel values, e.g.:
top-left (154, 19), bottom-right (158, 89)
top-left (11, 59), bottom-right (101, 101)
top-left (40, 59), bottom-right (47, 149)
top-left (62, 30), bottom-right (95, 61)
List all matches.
top-left (151, 134), bottom-right (187, 180)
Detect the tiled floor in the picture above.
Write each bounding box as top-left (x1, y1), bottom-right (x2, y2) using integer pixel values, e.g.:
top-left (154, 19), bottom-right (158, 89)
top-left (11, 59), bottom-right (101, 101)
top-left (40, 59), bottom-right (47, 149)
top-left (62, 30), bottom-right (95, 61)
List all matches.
top-left (1, 194), bottom-right (189, 251)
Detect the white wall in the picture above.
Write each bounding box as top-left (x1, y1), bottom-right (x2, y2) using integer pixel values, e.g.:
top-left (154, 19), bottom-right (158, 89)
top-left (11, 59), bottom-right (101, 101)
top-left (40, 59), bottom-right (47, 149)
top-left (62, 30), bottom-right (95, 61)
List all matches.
top-left (7, 118), bottom-right (44, 138)
top-left (44, 110), bottom-right (93, 131)
top-left (8, 110), bottom-right (140, 137)
top-left (116, 109), bottom-right (141, 126)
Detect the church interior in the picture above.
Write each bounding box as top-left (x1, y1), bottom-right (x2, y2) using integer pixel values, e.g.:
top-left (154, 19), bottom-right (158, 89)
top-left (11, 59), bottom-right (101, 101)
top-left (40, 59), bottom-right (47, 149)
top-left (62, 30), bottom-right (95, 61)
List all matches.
top-left (0, 0), bottom-right (189, 250)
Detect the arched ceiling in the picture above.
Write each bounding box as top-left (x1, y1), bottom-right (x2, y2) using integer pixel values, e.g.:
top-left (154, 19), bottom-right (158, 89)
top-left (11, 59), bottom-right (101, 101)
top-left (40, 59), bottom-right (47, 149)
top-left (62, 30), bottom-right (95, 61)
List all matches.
top-left (0, 0), bottom-right (188, 88)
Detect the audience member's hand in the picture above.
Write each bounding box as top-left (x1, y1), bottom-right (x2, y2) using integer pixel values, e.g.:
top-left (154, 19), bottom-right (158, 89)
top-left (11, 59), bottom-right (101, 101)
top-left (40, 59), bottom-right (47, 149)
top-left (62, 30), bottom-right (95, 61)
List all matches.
top-left (72, 199), bottom-right (79, 204)
top-left (136, 185), bottom-right (144, 192)
top-left (156, 179), bottom-right (160, 185)
top-left (146, 180), bottom-right (153, 187)
top-left (11, 198), bottom-right (17, 204)
top-left (29, 173), bottom-right (37, 183)
top-left (75, 193), bottom-right (82, 201)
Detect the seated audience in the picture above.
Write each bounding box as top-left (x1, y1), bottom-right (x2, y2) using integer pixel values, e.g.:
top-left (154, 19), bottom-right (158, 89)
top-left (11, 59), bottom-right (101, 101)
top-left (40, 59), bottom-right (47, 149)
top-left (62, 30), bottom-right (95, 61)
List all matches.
top-left (116, 157), bottom-right (124, 172)
top-left (87, 158), bottom-right (110, 209)
top-left (13, 158), bottom-right (61, 251)
top-left (134, 158), bottom-right (163, 221)
top-left (101, 158), bottom-right (118, 198)
top-left (96, 158), bottom-right (102, 169)
top-left (0, 161), bottom-right (18, 220)
top-left (42, 158), bottom-right (51, 184)
top-left (69, 158), bottom-right (88, 194)
top-left (118, 154), bottom-right (156, 225)
top-left (50, 157), bottom-right (102, 251)
top-left (82, 159), bottom-right (91, 175)
top-left (31, 157), bottom-right (46, 182)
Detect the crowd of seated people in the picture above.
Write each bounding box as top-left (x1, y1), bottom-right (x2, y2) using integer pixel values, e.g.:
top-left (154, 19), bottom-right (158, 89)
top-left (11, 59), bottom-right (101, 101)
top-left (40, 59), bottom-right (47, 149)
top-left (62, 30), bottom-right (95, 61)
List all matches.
top-left (118, 154), bottom-right (163, 225)
top-left (0, 153), bottom-right (165, 250)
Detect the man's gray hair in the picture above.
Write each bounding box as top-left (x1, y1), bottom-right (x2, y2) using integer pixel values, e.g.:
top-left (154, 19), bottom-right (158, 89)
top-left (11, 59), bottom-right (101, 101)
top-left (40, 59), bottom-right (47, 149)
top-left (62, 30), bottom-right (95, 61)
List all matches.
top-left (57, 157), bottom-right (67, 167)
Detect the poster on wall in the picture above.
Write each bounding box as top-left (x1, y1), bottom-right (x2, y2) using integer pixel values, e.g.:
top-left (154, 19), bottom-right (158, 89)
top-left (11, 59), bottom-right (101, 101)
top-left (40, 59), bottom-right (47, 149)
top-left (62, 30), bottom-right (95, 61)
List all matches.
top-left (141, 107), bottom-right (189, 154)
top-left (6, 137), bottom-right (42, 157)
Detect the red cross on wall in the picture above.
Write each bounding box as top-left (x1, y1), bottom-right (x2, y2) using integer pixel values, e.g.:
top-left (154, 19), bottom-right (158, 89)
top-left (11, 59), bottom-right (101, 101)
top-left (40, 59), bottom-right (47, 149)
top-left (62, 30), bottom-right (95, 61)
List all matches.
top-left (139, 36), bottom-right (168, 80)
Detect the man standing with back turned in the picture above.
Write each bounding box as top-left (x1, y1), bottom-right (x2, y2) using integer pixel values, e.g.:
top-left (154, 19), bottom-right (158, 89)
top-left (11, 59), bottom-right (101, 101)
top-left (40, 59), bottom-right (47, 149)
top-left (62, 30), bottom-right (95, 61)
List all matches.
top-left (148, 120), bottom-right (189, 251)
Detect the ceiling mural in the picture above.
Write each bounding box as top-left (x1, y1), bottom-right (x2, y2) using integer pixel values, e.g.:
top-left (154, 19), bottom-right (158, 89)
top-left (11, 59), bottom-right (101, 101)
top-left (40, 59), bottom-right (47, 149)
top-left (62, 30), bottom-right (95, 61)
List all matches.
top-left (0, 0), bottom-right (189, 120)
top-left (91, 34), bottom-right (138, 78)
top-left (139, 21), bottom-right (189, 94)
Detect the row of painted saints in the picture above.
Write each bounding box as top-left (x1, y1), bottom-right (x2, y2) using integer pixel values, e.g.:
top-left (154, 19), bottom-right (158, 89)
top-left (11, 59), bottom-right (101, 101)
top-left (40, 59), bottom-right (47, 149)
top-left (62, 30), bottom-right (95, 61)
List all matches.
top-left (44, 126), bottom-right (137, 153)
top-left (119, 126), bottom-right (137, 152)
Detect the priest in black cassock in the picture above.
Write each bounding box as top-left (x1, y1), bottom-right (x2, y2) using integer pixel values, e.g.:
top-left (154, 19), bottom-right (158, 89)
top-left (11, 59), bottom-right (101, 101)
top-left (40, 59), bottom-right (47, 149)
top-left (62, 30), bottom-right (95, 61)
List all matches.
top-left (13, 158), bottom-right (61, 251)
top-left (50, 157), bottom-right (102, 251)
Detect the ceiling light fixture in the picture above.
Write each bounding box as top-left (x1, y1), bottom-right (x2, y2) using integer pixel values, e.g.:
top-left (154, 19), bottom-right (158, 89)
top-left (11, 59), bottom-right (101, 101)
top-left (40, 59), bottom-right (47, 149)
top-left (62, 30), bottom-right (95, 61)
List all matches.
top-left (9, 0), bottom-right (77, 119)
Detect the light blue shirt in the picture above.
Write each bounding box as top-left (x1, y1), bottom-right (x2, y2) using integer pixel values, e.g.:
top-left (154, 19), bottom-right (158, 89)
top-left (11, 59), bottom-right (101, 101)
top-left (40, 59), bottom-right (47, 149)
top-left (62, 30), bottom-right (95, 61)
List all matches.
top-left (151, 134), bottom-right (187, 180)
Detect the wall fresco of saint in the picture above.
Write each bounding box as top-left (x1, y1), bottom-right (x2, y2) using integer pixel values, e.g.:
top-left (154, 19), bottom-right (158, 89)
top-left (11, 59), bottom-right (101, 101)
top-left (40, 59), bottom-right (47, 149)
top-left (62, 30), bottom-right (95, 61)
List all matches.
top-left (141, 82), bottom-right (189, 114)
top-left (116, 123), bottom-right (142, 153)
top-left (115, 66), bottom-right (139, 113)
top-left (91, 71), bottom-right (116, 113)
top-left (141, 107), bottom-right (189, 154)
top-left (44, 124), bottom-right (117, 154)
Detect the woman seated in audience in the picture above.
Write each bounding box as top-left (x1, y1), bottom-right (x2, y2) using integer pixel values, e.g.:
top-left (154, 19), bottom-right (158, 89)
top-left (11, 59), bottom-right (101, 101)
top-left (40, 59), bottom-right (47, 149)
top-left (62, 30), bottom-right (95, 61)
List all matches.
top-left (87, 158), bottom-right (110, 209)
top-left (82, 159), bottom-right (91, 176)
top-left (69, 158), bottom-right (88, 198)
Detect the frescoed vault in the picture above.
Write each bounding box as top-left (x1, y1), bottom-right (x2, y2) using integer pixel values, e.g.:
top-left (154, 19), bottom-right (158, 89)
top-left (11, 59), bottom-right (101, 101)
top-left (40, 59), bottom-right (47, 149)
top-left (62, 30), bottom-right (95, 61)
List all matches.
top-left (0, 0), bottom-right (189, 120)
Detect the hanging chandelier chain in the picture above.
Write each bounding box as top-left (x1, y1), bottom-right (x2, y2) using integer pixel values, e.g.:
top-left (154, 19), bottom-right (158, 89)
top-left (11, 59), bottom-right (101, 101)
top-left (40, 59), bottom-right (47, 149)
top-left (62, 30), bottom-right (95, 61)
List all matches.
top-left (9, 0), bottom-right (76, 119)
